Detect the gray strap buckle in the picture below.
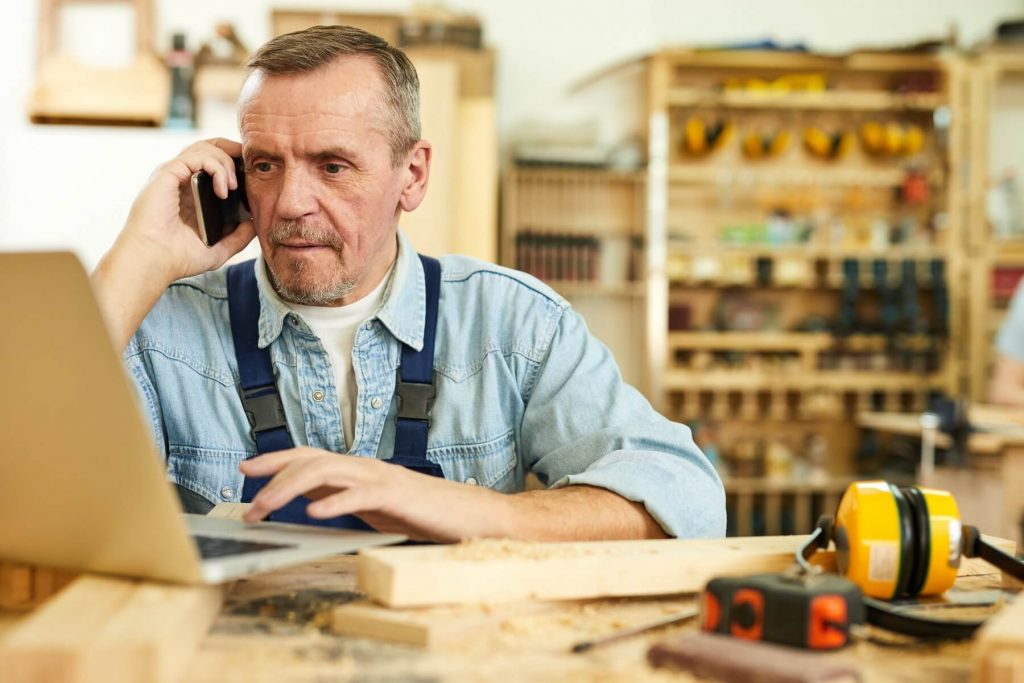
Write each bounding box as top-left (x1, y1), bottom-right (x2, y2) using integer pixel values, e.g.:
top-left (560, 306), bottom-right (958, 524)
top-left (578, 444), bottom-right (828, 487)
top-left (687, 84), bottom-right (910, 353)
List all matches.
top-left (240, 386), bottom-right (288, 436)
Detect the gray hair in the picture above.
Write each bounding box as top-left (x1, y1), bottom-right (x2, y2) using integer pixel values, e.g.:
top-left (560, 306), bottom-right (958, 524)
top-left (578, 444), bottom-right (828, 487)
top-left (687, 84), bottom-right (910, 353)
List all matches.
top-left (246, 25), bottom-right (421, 166)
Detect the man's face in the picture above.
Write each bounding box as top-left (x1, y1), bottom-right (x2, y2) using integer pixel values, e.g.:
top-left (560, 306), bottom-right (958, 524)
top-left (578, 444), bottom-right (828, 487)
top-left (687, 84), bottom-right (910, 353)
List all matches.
top-left (239, 56), bottom-right (418, 306)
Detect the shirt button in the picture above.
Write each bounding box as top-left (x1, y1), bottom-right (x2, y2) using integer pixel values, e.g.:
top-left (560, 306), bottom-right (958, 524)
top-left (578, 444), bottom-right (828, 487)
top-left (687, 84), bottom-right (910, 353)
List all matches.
top-left (465, 477), bottom-right (478, 486)
top-left (312, 390), bottom-right (325, 402)
top-left (364, 321), bottom-right (376, 331)
top-left (220, 486), bottom-right (234, 500)
top-left (371, 396), bottom-right (383, 409)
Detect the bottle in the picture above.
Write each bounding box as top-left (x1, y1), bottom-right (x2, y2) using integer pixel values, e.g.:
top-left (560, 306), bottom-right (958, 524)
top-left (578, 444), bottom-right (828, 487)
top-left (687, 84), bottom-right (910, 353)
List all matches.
top-left (166, 33), bottom-right (196, 129)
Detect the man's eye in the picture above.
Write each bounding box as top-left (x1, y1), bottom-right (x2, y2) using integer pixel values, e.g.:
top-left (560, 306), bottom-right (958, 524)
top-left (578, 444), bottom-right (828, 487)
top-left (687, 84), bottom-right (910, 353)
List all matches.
top-left (254, 162), bottom-right (273, 172)
top-left (324, 163), bottom-right (344, 174)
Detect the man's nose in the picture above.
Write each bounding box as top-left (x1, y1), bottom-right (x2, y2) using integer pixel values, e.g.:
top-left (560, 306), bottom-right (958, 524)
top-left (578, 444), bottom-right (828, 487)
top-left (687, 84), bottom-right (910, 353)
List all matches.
top-left (275, 168), bottom-right (318, 220)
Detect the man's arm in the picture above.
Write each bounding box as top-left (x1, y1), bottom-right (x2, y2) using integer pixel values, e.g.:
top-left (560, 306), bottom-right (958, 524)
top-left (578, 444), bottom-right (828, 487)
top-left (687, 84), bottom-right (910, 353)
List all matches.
top-left (92, 139), bottom-right (255, 350)
top-left (990, 354), bottom-right (1024, 407)
top-left (239, 448), bottom-right (665, 542)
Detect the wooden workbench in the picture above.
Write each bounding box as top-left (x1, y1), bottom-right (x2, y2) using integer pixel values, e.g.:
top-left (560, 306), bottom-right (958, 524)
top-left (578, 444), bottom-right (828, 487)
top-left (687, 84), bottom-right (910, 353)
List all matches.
top-left (1, 551), bottom-right (986, 682)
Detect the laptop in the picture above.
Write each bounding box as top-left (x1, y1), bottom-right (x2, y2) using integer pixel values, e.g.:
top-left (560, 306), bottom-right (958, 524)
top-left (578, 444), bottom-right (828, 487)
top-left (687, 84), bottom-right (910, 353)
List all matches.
top-left (0, 251), bottom-right (406, 584)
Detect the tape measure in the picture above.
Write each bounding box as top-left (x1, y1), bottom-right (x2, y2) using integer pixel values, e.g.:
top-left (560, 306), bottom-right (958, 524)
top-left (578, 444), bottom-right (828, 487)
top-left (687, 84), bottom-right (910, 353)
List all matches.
top-left (702, 573), bottom-right (863, 650)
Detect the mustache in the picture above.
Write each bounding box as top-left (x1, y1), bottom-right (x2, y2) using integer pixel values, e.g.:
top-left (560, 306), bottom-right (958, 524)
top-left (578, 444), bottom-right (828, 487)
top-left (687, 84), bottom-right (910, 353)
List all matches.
top-left (267, 221), bottom-right (343, 249)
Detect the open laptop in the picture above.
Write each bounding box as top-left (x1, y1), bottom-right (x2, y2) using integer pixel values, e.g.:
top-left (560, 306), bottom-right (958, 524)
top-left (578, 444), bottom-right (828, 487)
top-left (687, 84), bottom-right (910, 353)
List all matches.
top-left (0, 251), bottom-right (406, 584)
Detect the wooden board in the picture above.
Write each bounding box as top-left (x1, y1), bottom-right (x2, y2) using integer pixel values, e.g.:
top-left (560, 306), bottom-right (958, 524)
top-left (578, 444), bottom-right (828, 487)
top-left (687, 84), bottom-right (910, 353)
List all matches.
top-left (332, 599), bottom-right (563, 647)
top-left (0, 575), bottom-right (223, 682)
top-left (359, 535), bottom-right (1018, 608)
top-left (358, 535), bottom-right (837, 608)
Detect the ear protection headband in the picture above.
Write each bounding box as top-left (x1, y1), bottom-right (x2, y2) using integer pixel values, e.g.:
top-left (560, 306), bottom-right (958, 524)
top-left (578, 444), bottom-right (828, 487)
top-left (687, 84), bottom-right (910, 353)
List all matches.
top-left (800, 480), bottom-right (1024, 639)
top-left (860, 121), bottom-right (925, 158)
top-left (683, 115), bottom-right (733, 157)
top-left (802, 125), bottom-right (853, 160)
top-left (741, 128), bottom-right (791, 160)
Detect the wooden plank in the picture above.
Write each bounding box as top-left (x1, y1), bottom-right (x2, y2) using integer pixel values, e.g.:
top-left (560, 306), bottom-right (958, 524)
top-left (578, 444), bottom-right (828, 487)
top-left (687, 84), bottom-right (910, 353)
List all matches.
top-left (332, 599), bottom-right (561, 647)
top-left (358, 534), bottom-right (1017, 611)
top-left (358, 536), bottom-right (836, 608)
top-left (972, 587), bottom-right (1024, 683)
top-left (0, 575), bottom-right (223, 682)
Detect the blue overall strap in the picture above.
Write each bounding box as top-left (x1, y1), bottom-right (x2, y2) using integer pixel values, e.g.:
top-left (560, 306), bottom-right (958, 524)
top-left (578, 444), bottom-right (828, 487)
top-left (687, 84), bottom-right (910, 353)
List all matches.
top-left (226, 260), bottom-right (367, 528)
top-left (389, 255), bottom-right (445, 478)
top-left (226, 261), bottom-right (293, 463)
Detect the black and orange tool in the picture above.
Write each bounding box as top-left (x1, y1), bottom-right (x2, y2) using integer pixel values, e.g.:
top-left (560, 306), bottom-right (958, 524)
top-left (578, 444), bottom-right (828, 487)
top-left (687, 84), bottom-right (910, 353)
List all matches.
top-left (701, 572), bottom-right (864, 650)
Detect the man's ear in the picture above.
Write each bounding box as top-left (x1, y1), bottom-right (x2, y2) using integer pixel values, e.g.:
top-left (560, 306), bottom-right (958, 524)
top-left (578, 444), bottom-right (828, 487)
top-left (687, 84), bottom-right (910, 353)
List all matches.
top-left (398, 141), bottom-right (431, 212)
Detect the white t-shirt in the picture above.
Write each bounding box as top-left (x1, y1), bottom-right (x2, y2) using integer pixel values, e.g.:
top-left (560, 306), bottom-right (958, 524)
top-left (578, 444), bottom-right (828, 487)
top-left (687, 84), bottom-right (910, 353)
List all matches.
top-left (271, 269), bottom-right (392, 450)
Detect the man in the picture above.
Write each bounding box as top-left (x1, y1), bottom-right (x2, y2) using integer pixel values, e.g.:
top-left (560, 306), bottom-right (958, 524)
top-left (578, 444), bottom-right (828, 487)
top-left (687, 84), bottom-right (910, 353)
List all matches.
top-left (92, 25), bottom-right (724, 542)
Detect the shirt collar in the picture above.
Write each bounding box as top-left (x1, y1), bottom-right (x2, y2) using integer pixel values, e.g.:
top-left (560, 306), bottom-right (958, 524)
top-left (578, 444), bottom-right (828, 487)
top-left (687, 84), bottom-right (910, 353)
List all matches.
top-left (253, 230), bottom-right (426, 351)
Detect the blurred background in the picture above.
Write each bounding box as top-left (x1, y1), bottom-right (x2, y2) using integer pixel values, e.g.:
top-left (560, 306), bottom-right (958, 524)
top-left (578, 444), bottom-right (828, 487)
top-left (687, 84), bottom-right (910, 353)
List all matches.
top-left (6, 0), bottom-right (1024, 541)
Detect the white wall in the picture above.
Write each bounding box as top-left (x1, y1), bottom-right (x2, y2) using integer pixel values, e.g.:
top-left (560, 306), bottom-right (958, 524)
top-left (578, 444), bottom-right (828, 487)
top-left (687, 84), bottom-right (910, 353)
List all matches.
top-left (2, 0), bottom-right (1022, 266)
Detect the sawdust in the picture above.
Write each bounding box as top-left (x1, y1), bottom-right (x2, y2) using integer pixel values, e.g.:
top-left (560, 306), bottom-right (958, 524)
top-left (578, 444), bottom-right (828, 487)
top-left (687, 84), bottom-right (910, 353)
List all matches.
top-left (444, 538), bottom-right (670, 561)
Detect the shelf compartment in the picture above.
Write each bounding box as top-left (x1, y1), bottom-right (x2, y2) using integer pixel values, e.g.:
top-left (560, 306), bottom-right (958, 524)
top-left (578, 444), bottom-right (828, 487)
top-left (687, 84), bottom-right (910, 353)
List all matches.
top-left (662, 370), bottom-right (944, 392)
top-left (668, 164), bottom-right (914, 188)
top-left (667, 88), bottom-right (947, 112)
top-left (668, 331), bottom-right (833, 352)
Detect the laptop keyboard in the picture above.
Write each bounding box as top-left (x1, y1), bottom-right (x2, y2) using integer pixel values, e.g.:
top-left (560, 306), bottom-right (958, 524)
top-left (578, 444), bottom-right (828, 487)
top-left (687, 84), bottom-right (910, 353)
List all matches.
top-left (193, 534), bottom-right (296, 559)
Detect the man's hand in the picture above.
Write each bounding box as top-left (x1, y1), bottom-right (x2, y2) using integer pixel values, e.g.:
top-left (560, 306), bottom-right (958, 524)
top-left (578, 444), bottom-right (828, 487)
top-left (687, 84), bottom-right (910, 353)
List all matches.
top-left (239, 447), bottom-right (505, 542)
top-left (92, 139), bottom-right (256, 350)
top-left (238, 447), bottom-right (668, 542)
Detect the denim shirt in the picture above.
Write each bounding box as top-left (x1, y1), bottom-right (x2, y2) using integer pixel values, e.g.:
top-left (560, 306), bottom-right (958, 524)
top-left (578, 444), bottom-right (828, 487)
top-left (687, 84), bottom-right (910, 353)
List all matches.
top-left (124, 232), bottom-right (725, 538)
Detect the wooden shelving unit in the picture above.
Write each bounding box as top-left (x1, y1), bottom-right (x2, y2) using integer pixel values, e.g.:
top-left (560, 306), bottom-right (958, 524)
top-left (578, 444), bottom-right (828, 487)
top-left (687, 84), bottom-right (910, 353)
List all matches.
top-left (501, 167), bottom-right (649, 390)
top-left (966, 49), bottom-right (1024, 401)
top-left (502, 49), bottom-right (971, 535)
top-left (646, 49), bottom-right (968, 486)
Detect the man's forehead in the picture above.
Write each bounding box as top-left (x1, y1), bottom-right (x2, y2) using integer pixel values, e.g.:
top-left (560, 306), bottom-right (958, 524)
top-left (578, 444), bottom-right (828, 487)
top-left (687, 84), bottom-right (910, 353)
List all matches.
top-left (239, 56), bottom-right (387, 118)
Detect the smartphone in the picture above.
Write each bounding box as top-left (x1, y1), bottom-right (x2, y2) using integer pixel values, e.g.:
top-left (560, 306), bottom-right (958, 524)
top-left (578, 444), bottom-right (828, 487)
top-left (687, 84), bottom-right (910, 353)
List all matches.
top-left (190, 157), bottom-right (250, 246)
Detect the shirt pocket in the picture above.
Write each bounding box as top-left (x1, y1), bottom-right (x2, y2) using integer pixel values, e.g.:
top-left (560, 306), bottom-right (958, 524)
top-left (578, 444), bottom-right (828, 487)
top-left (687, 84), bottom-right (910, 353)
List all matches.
top-left (166, 445), bottom-right (250, 506)
top-left (428, 429), bottom-right (518, 493)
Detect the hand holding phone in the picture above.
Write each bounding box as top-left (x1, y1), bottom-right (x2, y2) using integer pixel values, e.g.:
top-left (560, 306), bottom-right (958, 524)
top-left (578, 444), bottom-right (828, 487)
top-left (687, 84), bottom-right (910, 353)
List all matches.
top-left (191, 157), bottom-right (250, 246)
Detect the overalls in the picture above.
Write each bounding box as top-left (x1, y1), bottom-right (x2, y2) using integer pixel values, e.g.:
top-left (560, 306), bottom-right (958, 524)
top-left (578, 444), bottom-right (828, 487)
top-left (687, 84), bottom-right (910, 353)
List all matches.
top-left (225, 255), bottom-right (445, 529)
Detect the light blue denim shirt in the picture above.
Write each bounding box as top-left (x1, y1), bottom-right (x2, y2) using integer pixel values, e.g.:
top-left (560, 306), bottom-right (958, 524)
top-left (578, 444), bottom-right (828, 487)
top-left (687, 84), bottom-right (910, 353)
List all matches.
top-left (124, 232), bottom-right (725, 538)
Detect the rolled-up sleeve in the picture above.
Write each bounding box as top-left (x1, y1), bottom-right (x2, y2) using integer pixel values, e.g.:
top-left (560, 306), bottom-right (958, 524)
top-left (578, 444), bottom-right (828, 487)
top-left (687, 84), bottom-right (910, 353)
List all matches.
top-left (520, 305), bottom-right (726, 539)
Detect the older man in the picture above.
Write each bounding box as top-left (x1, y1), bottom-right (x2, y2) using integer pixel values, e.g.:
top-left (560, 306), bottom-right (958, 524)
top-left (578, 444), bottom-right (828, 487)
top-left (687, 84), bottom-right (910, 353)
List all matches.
top-left (92, 25), bottom-right (724, 542)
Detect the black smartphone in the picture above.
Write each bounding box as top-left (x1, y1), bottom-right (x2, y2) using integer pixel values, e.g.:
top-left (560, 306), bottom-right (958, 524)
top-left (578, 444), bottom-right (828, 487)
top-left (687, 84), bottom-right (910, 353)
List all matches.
top-left (190, 157), bottom-right (250, 246)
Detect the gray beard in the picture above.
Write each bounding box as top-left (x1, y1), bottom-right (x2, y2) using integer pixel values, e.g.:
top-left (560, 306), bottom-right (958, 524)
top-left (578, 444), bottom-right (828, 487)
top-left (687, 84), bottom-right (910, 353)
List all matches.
top-left (267, 260), bottom-right (357, 306)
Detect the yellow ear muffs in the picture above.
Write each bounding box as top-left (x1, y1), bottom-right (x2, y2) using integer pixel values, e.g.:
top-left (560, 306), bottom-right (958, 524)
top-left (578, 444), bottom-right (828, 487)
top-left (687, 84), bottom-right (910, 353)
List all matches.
top-left (860, 121), bottom-right (886, 155)
top-left (683, 116), bottom-right (732, 157)
top-left (860, 121), bottom-right (926, 158)
top-left (833, 481), bottom-right (960, 600)
top-left (741, 129), bottom-right (791, 160)
top-left (803, 126), bottom-right (851, 160)
top-left (902, 124), bottom-right (925, 156)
